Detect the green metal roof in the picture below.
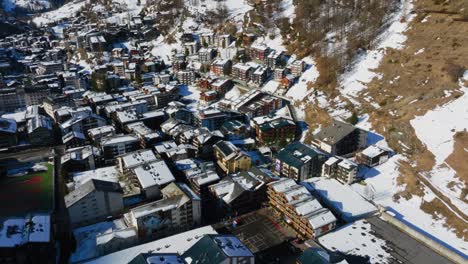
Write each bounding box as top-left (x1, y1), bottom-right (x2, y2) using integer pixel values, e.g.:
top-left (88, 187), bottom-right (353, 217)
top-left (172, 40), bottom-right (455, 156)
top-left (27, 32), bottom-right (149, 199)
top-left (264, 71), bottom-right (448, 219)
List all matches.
top-left (276, 142), bottom-right (319, 168)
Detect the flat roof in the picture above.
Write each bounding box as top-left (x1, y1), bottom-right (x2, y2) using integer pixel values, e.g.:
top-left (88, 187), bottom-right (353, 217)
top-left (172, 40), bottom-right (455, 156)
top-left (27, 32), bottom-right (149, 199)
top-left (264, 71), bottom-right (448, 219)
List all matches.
top-left (72, 166), bottom-right (120, 189)
top-left (0, 214), bottom-right (51, 247)
top-left (121, 150), bottom-right (158, 169)
top-left (133, 160), bottom-right (175, 188)
top-left (302, 178), bottom-right (377, 222)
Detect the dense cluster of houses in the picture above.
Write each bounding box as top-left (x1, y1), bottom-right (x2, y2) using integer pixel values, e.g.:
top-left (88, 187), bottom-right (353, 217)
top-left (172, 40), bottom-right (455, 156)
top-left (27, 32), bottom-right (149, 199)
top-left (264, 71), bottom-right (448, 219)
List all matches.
top-left (0, 7), bottom-right (394, 264)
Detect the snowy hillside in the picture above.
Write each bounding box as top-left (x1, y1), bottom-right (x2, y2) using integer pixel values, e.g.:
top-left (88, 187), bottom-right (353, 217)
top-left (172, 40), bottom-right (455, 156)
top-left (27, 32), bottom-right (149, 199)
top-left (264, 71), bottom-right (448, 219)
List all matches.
top-left (2, 0), bottom-right (51, 12)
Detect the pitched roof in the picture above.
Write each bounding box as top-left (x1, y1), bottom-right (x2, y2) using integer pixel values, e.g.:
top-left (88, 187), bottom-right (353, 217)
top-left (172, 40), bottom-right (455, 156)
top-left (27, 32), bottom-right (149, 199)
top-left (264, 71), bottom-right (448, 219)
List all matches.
top-left (65, 179), bottom-right (122, 208)
top-left (182, 235), bottom-right (253, 264)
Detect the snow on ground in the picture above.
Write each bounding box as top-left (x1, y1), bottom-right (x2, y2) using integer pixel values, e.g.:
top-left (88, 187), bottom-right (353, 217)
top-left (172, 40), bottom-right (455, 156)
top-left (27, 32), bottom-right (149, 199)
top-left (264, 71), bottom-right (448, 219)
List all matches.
top-left (185, 0), bottom-right (252, 21)
top-left (224, 86), bottom-right (241, 100)
top-left (285, 57), bottom-right (319, 101)
top-left (179, 85), bottom-right (201, 111)
top-left (319, 219), bottom-right (393, 263)
top-left (409, 73), bottom-right (468, 212)
top-left (2, 0), bottom-right (50, 12)
top-left (353, 109), bottom-right (468, 256)
top-left (33, 0), bottom-right (88, 26)
top-left (339, 0), bottom-right (415, 102)
top-left (261, 80), bottom-right (280, 94)
top-left (150, 35), bottom-right (180, 63)
top-left (253, 28), bottom-right (286, 52)
top-left (281, 0), bottom-right (295, 21)
top-left (352, 152), bottom-right (468, 256)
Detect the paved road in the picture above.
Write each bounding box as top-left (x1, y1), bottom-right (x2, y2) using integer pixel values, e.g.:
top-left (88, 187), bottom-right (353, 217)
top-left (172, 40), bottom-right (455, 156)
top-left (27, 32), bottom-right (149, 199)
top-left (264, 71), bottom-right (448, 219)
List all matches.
top-left (0, 147), bottom-right (54, 162)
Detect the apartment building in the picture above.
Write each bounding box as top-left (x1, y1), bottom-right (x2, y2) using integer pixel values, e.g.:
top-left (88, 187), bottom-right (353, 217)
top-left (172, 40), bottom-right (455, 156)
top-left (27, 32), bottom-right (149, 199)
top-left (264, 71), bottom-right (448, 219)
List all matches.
top-left (312, 120), bottom-right (367, 156)
top-left (100, 134), bottom-right (140, 164)
top-left (213, 140), bottom-right (251, 175)
top-left (267, 178), bottom-right (336, 239)
top-left (27, 114), bottom-right (54, 146)
top-left (0, 117), bottom-right (17, 148)
top-left (210, 59), bottom-right (232, 76)
top-left (231, 63), bottom-right (253, 82)
top-left (248, 44), bottom-right (270, 61)
top-left (252, 117), bottom-right (296, 148)
top-left (321, 157), bottom-right (358, 185)
top-left (65, 179), bottom-right (124, 227)
top-left (209, 167), bottom-right (276, 219)
top-left (275, 142), bottom-right (327, 181)
top-left (356, 145), bottom-right (391, 167)
top-left (124, 182), bottom-right (201, 240)
top-left (193, 108), bottom-right (227, 131)
top-left (130, 159), bottom-right (176, 199)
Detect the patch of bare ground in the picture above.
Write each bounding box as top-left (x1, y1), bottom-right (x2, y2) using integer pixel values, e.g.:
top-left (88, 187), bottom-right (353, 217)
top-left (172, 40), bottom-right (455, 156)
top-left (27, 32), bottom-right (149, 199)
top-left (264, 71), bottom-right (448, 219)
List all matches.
top-left (421, 198), bottom-right (468, 241)
top-left (351, 0), bottom-right (468, 237)
top-left (294, 100), bottom-right (333, 144)
top-left (445, 131), bottom-right (468, 201)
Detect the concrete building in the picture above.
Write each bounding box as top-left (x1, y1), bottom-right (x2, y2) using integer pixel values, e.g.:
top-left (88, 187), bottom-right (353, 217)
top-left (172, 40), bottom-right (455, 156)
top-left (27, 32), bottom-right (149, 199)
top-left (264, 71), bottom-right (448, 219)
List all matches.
top-left (27, 114), bottom-right (54, 146)
top-left (213, 140), bottom-right (251, 175)
top-left (321, 157), bottom-right (358, 185)
top-left (356, 145), bottom-right (391, 167)
top-left (125, 182), bottom-right (201, 240)
top-left (312, 120), bottom-right (367, 156)
top-left (100, 134), bottom-right (140, 164)
top-left (275, 142), bottom-right (327, 181)
top-left (130, 159), bottom-right (176, 199)
top-left (0, 117), bottom-right (17, 148)
top-left (267, 178), bottom-right (336, 239)
top-left (65, 179), bottom-right (124, 227)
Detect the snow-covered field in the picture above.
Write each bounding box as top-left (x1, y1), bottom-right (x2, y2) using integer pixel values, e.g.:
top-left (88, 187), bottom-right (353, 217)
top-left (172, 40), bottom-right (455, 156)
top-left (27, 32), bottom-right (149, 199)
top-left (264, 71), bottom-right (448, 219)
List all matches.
top-left (2, 0), bottom-right (51, 12)
top-left (410, 73), bottom-right (468, 212)
top-left (285, 57), bottom-right (319, 101)
top-left (352, 152), bottom-right (468, 256)
top-left (185, 0), bottom-right (252, 21)
top-left (33, 0), bottom-right (87, 25)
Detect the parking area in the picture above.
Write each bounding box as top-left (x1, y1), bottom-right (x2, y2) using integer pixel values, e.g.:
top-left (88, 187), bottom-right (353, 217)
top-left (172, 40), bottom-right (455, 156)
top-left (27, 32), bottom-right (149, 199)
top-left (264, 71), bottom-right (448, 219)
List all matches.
top-left (216, 208), bottom-right (296, 254)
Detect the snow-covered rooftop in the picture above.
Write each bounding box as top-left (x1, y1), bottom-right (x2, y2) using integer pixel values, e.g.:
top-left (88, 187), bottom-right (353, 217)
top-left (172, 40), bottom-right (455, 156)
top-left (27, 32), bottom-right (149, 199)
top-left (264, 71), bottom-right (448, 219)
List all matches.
top-left (319, 219), bottom-right (392, 263)
top-left (0, 214), bottom-right (51, 248)
top-left (302, 178), bottom-right (377, 222)
top-left (72, 166), bottom-right (120, 189)
top-left (133, 160), bottom-right (175, 189)
top-left (86, 226), bottom-right (218, 264)
top-left (71, 218), bottom-right (129, 263)
top-left (120, 149), bottom-right (158, 169)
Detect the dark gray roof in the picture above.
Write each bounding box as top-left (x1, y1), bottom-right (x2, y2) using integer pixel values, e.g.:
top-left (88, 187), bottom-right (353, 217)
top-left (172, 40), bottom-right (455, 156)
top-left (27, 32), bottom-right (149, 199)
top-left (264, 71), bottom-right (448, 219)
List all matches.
top-left (65, 179), bottom-right (122, 208)
top-left (214, 140), bottom-right (238, 158)
top-left (129, 253), bottom-right (186, 264)
top-left (314, 120), bottom-right (357, 145)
